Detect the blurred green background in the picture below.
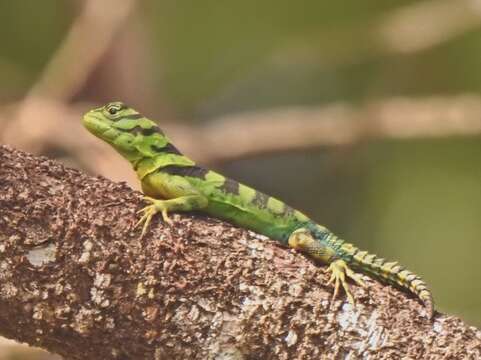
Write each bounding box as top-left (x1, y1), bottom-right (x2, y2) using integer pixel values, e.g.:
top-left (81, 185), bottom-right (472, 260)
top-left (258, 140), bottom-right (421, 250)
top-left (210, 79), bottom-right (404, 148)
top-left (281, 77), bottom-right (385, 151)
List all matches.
top-left (0, 0), bottom-right (480, 357)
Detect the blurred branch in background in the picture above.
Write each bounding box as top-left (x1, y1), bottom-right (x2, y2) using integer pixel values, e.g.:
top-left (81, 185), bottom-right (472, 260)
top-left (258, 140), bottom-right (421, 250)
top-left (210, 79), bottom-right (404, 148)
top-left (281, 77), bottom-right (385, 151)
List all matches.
top-left (275, 0), bottom-right (481, 71)
top-left (27, 0), bottom-right (136, 100)
top-left (0, 0), bottom-right (150, 188)
top-left (198, 94), bottom-right (481, 163)
top-left (2, 94), bottom-right (481, 188)
top-left (1, 0), bottom-right (136, 156)
top-left (378, 0), bottom-right (481, 54)
top-left (1, 0), bottom-right (481, 184)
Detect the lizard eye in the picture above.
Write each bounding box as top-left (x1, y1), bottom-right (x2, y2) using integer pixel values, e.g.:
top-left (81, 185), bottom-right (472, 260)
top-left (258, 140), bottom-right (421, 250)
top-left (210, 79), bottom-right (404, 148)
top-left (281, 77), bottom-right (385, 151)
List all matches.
top-left (107, 105), bottom-right (121, 115)
top-left (104, 103), bottom-right (124, 118)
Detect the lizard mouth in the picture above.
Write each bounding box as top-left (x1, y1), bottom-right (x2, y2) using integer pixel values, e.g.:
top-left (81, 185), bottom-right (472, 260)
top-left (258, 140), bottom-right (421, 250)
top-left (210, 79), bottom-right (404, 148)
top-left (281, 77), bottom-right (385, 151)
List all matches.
top-left (82, 113), bottom-right (112, 138)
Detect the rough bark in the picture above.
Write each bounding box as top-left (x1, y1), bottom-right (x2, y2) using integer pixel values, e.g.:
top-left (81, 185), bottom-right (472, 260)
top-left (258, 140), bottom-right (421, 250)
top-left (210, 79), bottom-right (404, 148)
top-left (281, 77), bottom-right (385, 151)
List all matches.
top-left (0, 145), bottom-right (479, 360)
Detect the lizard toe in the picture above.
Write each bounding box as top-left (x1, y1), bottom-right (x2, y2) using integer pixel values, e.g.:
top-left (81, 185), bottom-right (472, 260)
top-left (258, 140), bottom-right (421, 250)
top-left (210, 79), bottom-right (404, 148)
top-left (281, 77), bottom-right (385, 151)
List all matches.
top-left (327, 259), bottom-right (360, 306)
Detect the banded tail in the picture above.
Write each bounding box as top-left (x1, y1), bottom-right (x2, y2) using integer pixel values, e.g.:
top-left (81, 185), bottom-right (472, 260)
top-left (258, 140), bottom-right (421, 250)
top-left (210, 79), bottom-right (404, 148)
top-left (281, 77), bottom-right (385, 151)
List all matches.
top-left (336, 240), bottom-right (434, 319)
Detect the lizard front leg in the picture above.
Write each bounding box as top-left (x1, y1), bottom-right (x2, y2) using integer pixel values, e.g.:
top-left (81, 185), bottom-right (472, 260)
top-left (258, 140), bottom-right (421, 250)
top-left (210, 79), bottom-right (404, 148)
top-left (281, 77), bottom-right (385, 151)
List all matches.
top-left (136, 195), bottom-right (208, 237)
top-left (136, 172), bottom-right (208, 237)
top-left (288, 228), bottom-right (365, 305)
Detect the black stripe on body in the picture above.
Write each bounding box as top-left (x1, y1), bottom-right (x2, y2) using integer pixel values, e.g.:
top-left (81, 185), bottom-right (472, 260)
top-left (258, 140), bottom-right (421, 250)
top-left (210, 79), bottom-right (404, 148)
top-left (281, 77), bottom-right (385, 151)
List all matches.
top-left (282, 205), bottom-right (296, 218)
top-left (134, 125), bottom-right (162, 136)
top-left (161, 166), bottom-right (239, 196)
top-left (252, 191), bottom-right (269, 208)
top-left (116, 124), bottom-right (163, 136)
top-left (139, 127), bottom-right (158, 136)
top-left (161, 165), bottom-right (209, 179)
top-left (219, 179), bottom-right (240, 195)
top-left (307, 223), bottom-right (331, 242)
top-left (152, 143), bottom-right (182, 155)
top-left (350, 247), bottom-right (360, 258)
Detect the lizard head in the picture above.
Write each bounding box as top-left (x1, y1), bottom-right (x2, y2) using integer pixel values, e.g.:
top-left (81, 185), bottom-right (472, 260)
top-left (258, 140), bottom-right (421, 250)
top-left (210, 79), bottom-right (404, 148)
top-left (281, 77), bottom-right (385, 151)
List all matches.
top-left (83, 101), bottom-right (172, 163)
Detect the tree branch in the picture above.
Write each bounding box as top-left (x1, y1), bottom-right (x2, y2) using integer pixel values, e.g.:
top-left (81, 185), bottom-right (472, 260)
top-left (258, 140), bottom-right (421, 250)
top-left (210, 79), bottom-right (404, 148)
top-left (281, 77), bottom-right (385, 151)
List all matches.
top-left (0, 145), bottom-right (479, 359)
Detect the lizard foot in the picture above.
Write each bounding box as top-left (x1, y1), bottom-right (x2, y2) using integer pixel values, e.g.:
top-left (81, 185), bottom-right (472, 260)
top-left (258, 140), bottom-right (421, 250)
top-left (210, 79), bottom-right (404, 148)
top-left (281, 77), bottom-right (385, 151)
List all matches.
top-left (326, 259), bottom-right (366, 305)
top-left (135, 196), bottom-right (172, 237)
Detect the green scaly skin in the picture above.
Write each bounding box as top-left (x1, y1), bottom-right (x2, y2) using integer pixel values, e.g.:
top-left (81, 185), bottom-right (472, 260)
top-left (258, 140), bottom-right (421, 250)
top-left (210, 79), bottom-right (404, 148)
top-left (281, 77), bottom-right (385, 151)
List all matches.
top-left (83, 101), bottom-right (435, 319)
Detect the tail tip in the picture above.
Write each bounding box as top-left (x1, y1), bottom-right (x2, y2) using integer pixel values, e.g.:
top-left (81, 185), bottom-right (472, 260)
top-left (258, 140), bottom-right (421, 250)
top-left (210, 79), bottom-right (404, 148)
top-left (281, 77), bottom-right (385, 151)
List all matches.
top-left (422, 293), bottom-right (435, 320)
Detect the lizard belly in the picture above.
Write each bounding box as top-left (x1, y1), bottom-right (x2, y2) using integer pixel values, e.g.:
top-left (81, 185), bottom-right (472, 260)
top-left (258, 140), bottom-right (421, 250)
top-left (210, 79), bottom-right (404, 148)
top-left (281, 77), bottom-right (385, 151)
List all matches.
top-left (141, 177), bottom-right (170, 199)
top-left (141, 172), bottom-right (195, 199)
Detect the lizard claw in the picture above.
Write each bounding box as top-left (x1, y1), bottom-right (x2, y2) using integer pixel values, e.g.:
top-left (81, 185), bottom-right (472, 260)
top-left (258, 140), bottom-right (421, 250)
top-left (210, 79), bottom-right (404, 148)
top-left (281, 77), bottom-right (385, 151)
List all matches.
top-left (135, 197), bottom-right (172, 238)
top-left (326, 259), bottom-right (366, 306)
top-left (135, 204), bottom-right (156, 238)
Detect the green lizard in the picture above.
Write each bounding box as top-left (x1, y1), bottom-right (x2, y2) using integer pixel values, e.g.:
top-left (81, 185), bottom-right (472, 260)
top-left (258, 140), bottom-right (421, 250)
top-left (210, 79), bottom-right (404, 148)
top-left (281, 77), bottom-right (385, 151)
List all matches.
top-left (83, 101), bottom-right (434, 319)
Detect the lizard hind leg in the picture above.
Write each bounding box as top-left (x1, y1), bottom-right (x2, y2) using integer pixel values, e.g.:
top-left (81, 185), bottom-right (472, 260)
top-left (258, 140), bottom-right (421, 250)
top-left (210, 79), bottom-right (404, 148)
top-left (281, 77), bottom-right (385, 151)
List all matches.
top-left (326, 259), bottom-right (366, 305)
top-left (288, 227), bottom-right (366, 305)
